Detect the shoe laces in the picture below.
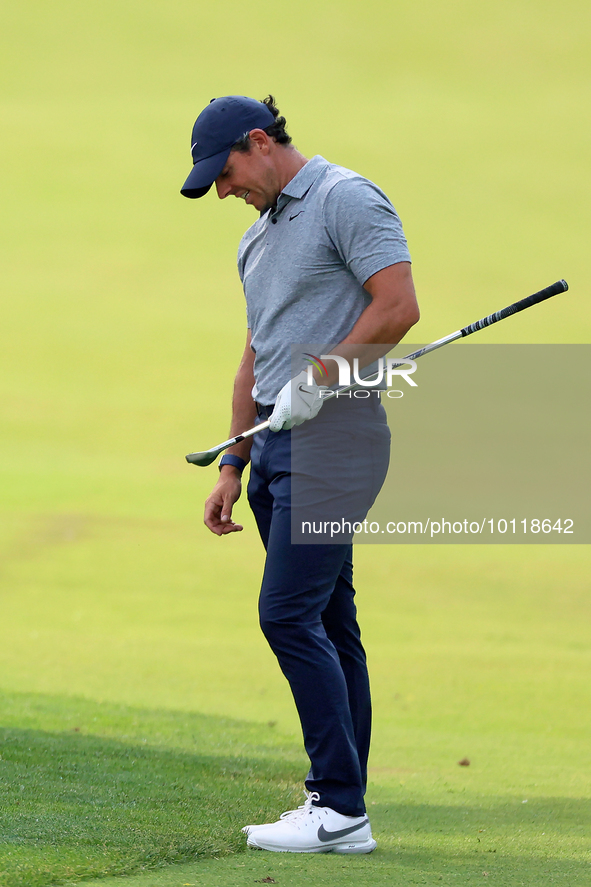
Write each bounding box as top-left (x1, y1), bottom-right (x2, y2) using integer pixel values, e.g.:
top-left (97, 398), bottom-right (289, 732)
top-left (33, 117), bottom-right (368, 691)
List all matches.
top-left (279, 790), bottom-right (320, 823)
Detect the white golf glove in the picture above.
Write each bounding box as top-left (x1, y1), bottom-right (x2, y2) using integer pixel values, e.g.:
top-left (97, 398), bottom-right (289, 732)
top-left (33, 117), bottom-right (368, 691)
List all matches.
top-left (269, 370), bottom-right (330, 432)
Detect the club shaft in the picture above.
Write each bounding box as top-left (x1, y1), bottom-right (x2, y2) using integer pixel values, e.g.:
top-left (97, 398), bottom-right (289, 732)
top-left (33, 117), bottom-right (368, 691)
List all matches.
top-left (325, 279), bottom-right (568, 395)
top-left (186, 280), bottom-right (568, 462)
top-left (240, 420), bottom-right (270, 439)
top-left (216, 420), bottom-right (271, 451)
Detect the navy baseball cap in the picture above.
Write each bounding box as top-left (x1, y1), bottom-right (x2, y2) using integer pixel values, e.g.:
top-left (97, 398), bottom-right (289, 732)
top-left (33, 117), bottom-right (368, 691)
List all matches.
top-left (180, 96), bottom-right (275, 199)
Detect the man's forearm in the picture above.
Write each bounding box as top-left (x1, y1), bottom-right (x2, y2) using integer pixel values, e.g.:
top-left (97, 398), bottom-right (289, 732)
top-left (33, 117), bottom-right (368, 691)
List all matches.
top-left (224, 338), bottom-right (258, 466)
top-left (204, 334), bottom-right (255, 534)
top-left (312, 262), bottom-right (420, 387)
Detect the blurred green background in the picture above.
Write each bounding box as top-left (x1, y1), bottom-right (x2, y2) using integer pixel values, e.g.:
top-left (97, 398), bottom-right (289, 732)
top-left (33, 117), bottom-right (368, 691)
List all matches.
top-left (1, 0), bottom-right (590, 883)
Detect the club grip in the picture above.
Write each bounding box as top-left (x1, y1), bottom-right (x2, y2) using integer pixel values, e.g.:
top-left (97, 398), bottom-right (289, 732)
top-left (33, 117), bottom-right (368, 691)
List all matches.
top-left (461, 279), bottom-right (568, 336)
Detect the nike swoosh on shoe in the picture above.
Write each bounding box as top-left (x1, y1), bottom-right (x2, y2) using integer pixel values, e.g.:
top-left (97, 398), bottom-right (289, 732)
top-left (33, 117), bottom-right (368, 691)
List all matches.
top-left (317, 818), bottom-right (369, 842)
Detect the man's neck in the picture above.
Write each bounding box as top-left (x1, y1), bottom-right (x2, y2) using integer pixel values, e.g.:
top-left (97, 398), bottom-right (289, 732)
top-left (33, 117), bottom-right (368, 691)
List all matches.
top-left (275, 147), bottom-right (309, 194)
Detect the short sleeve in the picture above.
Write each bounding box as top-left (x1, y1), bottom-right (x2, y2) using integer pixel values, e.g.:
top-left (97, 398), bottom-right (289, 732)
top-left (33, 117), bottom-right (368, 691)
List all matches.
top-left (237, 243), bottom-right (245, 284)
top-left (322, 177), bottom-right (411, 285)
top-left (237, 233), bottom-right (249, 324)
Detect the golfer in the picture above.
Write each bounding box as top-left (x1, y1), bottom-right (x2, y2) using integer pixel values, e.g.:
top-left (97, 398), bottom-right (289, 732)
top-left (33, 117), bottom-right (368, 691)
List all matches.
top-left (181, 95), bottom-right (419, 853)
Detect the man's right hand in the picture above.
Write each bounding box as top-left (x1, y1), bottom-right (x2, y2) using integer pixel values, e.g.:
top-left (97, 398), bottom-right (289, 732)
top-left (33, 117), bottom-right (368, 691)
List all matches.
top-left (204, 468), bottom-right (244, 535)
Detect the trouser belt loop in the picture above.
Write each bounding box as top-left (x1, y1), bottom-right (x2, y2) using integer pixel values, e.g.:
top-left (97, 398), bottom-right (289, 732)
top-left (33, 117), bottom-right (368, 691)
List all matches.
top-left (256, 402), bottom-right (275, 420)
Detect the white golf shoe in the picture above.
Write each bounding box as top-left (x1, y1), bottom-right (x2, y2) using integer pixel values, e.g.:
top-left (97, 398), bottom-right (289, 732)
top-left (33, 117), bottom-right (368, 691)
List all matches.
top-left (242, 791), bottom-right (377, 854)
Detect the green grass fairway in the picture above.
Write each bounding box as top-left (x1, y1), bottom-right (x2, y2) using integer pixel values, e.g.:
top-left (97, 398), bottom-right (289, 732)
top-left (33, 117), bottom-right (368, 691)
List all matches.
top-left (1, 0), bottom-right (590, 884)
top-left (1, 546), bottom-right (590, 886)
top-left (0, 693), bottom-right (306, 885)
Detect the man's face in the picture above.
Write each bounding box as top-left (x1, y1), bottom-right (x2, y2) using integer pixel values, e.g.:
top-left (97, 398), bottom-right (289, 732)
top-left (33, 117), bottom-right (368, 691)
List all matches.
top-left (215, 147), bottom-right (279, 213)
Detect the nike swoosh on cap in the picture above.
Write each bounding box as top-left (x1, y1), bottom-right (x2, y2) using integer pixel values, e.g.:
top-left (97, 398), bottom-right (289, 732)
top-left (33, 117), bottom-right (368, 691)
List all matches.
top-left (317, 818), bottom-right (369, 842)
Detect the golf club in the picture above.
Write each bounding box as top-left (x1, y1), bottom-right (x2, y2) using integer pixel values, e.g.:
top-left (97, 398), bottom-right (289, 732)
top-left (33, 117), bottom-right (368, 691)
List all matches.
top-left (186, 279), bottom-right (568, 466)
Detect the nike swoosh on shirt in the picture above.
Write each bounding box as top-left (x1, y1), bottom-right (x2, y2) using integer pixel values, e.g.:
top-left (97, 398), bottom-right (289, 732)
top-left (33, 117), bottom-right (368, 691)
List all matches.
top-left (289, 211), bottom-right (305, 221)
top-left (317, 818), bottom-right (369, 842)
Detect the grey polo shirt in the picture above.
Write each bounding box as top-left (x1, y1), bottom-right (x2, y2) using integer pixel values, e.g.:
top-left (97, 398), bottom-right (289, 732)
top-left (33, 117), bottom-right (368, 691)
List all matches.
top-left (237, 154), bottom-right (411, 405)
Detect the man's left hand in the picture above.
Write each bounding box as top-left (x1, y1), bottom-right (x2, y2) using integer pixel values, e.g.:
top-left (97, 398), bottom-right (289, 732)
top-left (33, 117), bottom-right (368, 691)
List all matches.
top-left (269, 370), bottom-right (329, 432)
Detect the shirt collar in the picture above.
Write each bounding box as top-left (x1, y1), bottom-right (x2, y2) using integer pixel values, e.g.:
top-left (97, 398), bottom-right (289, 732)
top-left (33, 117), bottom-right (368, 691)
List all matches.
top-left (280, 155), bottom-right (328, 201)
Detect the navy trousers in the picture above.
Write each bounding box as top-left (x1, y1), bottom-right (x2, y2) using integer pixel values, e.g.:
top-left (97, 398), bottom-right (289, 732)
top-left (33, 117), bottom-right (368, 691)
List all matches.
top-left (247, 394), bottom-right (390, 816)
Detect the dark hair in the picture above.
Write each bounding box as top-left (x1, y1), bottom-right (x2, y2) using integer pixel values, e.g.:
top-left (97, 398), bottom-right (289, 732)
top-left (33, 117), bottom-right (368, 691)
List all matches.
top-left (231, 95), bottom-right (292, 152)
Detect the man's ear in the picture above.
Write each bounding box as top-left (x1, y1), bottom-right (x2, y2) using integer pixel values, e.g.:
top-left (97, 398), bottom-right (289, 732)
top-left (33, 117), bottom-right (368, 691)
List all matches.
top-left (248, 128), bottom-right (272, 154)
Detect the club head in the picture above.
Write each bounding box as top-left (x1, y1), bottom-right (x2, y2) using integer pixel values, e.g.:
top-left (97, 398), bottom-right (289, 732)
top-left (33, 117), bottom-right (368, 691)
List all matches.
top-left (185, 449), bottom-right (218, 467)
